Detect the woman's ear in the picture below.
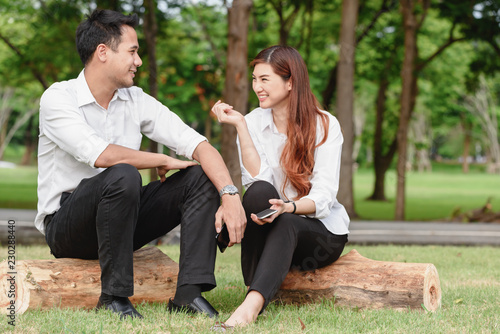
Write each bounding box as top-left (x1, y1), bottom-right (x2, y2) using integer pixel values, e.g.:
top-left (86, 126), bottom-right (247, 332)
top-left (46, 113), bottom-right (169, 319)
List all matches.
top-left (287, 79), bottom-right (292, 91)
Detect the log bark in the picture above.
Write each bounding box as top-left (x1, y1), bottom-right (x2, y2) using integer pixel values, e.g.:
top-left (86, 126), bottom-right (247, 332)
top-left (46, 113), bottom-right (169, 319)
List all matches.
top-left (275, 249), bottom-right (441, 312)
top-left (1, 248), bottom-right (441, 315)
top-left (0, 247), bottom-right (178, 315)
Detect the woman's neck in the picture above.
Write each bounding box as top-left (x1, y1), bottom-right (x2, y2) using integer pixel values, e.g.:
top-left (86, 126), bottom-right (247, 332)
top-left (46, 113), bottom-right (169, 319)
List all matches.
top-left (272, 107), bottom-right (288, 134)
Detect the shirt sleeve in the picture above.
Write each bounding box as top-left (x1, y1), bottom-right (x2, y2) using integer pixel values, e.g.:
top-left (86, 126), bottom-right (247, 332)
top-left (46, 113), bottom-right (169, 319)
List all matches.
top-left (237, 115), bottom-right (274, 188)
top-left (39, 84), bottom-right (109, 168)
top-left (138, 93), bottom-right (207, 160)
top-left (302, 115), bottom-right (343, 219)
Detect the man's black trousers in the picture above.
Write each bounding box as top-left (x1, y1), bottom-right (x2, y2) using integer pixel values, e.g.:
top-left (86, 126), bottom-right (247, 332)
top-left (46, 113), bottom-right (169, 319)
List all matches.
top-left (44, 164), bottom-right (219, 297)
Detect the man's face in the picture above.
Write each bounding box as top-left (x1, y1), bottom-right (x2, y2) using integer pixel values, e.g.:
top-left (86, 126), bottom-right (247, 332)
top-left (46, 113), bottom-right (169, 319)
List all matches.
top-left (106, 25), bottom-right (142, 89)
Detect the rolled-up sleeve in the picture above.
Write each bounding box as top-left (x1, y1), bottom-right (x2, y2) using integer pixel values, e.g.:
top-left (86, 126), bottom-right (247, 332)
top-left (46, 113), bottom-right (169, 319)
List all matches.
top-left (40, 84), bottom-right (109, 168)
top-left (302, 116), bottom-right (343, 219)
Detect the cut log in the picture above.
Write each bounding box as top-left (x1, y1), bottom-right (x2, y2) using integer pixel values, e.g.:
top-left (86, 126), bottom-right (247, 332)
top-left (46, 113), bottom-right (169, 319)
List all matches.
top-left (0, 246), bottom-right (178, 315)
top-left (275, 249), bottom-right (441, 312)
top-left (1, 248), bottom-right (441, 315)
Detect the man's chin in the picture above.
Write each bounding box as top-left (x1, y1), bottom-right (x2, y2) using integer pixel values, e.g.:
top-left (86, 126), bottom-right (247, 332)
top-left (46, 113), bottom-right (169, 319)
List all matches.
top-left (118, 80), bottom-right (134, 89)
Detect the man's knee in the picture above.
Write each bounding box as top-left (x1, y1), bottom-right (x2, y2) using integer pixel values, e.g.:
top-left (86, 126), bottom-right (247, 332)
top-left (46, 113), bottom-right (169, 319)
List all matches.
top-left (107, 163), bottom-right (141, 181)
top-left (105, 164), bottom-right (142, 197)
top-left (184, 164), bottom-right (205, 180)
top-left (182, 165), bottom-right (216, 191)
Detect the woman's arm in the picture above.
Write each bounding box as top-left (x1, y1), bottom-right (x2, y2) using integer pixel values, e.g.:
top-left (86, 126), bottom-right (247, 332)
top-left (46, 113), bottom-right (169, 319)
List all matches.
top-left (212, 100), bottom-right (261, 177)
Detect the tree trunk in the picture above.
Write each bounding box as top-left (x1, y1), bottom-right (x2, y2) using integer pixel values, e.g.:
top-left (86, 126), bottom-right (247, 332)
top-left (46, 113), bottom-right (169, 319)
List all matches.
top-left (276, 249), bottom-right (441, 312)
top-left (0, 87), bottom-right (14, 161)
top-left (464, 76), bottom-right (500, 174)
top-left (336, 0), bottom-right (359, 218)
top-left (368, 58), bottom-right (397, 201)
top-left (411, 112), bottom-right (431, 172)
top-left (222, 0), bottom-right (253, 192)
top-left (20, 117), bottom-right (35, 165)
top-left (322, 0), bottom-right (398, 110)
top-left (0, 247), bottom-right (178, 315)
top-left (395, 0), bottom-right (421, 220)
top-left (144, 0), bottom-right (160, 181)
top-left (461, 115), bottom-right (471, 173)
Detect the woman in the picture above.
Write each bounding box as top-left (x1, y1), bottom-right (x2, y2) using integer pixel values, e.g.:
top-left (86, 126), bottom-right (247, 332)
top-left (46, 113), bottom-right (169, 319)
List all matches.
top-left (211, 45), bottom-right (349, 327)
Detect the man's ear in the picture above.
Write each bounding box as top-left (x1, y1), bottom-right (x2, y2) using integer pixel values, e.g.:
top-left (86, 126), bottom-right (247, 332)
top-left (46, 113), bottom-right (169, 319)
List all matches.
top-left (95, 44), bottom-right (108, 62)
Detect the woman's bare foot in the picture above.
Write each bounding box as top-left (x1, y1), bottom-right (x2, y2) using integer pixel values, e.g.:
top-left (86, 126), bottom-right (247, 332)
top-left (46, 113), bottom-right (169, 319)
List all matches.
top-left (224, 290), bottom-right (265, 327)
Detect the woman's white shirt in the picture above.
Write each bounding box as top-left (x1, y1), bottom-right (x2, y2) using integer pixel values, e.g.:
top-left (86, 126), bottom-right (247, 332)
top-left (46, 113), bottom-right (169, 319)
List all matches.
top-left (236, 107), bottom-right (350, 235)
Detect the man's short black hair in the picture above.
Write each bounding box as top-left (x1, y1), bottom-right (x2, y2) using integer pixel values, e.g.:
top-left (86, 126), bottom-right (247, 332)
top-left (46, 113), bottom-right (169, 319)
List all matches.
top-left (75, 9), bottom-right (138, 66)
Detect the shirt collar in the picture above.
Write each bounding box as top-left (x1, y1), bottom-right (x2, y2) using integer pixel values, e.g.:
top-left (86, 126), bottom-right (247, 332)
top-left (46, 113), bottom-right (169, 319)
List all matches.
top-left (260, 108), bottom-right (285, 136)
top-left (260, 108), bottom-right (274, 132)
top-left (76, 69), bottom-right (130, 108)
top-left (76, 70), bottom-right (95, 107)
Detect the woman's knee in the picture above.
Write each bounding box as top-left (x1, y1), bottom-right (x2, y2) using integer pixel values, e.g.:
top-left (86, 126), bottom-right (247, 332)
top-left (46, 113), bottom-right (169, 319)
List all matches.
top-left (242, 181), bottom-right (279, 212)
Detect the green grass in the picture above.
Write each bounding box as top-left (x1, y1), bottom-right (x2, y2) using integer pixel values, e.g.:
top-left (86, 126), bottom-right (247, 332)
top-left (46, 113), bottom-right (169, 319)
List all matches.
top-left (0, 166), bottom-right (38, 209)
top-left (1, 162), bottom-right (499, 221)
top-left (354, 167), bottom-right (500, 221)
top-left (1, 244), bottom-right (498, 333)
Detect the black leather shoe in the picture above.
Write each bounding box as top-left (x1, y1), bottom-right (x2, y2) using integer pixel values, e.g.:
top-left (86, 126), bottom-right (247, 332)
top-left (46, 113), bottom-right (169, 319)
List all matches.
top-left (167, 296), bottom-right (219, 318)
top-left (96, 296), bottom-right (143, 320)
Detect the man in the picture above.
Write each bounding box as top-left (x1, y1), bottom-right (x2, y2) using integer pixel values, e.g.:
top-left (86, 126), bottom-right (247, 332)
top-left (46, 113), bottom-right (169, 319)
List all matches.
top-left (35, 9), bottom-right (246, 319)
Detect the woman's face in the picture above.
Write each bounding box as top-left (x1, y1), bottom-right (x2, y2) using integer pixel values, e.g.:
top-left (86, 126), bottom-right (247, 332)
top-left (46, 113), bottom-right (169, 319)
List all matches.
top-left (252, 63), bottom-right (291, 111)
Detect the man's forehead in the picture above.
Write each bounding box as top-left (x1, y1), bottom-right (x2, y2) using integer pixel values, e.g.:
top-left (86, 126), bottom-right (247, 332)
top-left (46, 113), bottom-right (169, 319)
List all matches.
top-left (119, 25), bottom-right (139, 48)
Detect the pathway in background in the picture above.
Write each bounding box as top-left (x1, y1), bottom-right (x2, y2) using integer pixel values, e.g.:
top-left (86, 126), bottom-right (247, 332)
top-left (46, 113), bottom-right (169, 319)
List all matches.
top-left (1, 209), bottom-right (500, 246)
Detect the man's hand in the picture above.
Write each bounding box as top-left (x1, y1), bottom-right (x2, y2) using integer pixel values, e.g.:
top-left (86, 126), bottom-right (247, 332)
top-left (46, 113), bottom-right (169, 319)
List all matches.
top-left (156, 157), bottom-right (198, 182)
top-left (215, 194), bottom-right (246, 247)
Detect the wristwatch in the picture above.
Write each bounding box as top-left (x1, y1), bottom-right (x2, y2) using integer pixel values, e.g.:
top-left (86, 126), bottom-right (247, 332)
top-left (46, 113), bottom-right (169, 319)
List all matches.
top-left (219, 185), bottom-right (239, 197)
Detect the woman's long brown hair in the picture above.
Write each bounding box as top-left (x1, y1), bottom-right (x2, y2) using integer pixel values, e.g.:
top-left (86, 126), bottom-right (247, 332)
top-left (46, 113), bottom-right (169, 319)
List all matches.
top-left (250, 45), bottom-right (329, 199)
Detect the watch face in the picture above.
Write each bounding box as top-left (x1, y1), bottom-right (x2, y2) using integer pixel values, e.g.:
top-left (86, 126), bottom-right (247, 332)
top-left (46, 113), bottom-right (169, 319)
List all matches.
top-left (221, 185), bottom-right (239, 196)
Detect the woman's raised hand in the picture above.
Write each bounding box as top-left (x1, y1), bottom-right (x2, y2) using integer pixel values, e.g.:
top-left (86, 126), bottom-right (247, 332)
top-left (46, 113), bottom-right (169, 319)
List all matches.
top-left (211, 100), bottom-right (244, 127)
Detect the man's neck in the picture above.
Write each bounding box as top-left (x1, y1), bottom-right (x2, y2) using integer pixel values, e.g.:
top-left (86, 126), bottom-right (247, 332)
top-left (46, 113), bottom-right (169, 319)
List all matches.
top-left (84, 68), bottom-right (116, 110)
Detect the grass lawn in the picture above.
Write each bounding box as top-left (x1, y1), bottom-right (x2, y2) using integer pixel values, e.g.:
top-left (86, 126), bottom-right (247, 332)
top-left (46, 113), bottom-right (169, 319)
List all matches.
top-left (0, 166), bottom-right (38, 210)
top-left (353, 166), bottom-right (500, 221)
top-left (1, 163), bottom-right (499, 222)
top-left (0, 244), bottom-right (498, 333)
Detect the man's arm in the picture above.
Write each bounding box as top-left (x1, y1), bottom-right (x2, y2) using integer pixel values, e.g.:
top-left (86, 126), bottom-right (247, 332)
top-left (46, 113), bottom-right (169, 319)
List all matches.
top-left (192, 141), bottom-right (246, 245)
top-left (95, 144), bottom-right (197, 182)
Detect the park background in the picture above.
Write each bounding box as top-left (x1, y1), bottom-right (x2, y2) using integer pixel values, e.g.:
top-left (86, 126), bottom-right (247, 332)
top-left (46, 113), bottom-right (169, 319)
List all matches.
top-left (0, 0), bottom-right (499, 333)
top-left (1, 0), bottom-right (499, 221)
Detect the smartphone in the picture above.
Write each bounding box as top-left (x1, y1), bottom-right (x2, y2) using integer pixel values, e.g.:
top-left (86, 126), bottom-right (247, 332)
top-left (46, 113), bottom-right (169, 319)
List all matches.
top-left (256, 208), bottom-right (278, 219)
top-left (215, 223), bottom-right (230, 253)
